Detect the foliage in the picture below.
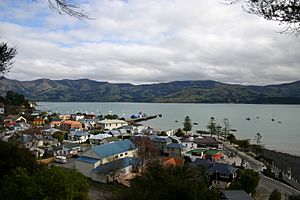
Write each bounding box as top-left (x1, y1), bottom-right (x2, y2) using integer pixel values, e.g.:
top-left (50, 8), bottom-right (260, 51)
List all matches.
top-left (0, 168), bottom-right (43, 200)
top-left (52, 131), bottom-right (65, 142)
top-left (0, 166), bottom-right (89, 200)
top-left (116, 162), bottom-right (220, 200)
top-left (235, 139), bottom-right (250, 151)
top-left (0, 42), bottom-right (17, 75)
top-left (104, 114), bottom-right (119, 120)
top-left (5, 91), bottom-right (27, 106)
top-left (215, 124), bottom-right (222, 140)
top-left (0, 141), bottom-right (37, 179)
top-left (175, 128), bottom-right (185, 137)
top-left (229, 169), bottom-right (260, 194)
top-left (2, 78), bottom-right (300, 103)
top-left (269, 189), bottom-right (281, 200)
top-left (183, 116), bottom-right (192, 133)
top-left (227, 133), bottom-right (236, 144)
top-left (207, 117), bottom-right (216, 137)
top-left (159, 131), bottom-right (168, 136)
top-left (222, 118), bottom-right (231, 140)
top-left (254, 132), bottom-right (262, 145)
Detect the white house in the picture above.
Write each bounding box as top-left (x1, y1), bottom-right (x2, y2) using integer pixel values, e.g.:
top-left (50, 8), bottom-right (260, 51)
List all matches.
top-left (69, 130), bottom-right (90, 143)
top-left (97, 119), bottom-right (128, 131)
top-left (75, 139), bottom-right (138, 183)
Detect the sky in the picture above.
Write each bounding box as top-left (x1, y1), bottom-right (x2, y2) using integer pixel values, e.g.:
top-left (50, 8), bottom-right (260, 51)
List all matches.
top-left (0, 0), bottom-right (299, 85)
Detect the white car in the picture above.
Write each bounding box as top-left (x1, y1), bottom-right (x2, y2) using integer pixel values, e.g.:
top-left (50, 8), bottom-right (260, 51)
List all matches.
top-left (54, 156), bottom-right (67, 164)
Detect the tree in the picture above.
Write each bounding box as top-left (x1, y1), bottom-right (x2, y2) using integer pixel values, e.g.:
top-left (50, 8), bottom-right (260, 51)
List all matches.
top-left (0, 141), bottom-right (37, 179)
top-left (135, 137), bottom-right (159, 166)
top-left (226, 0), bottom-right (300, 34)
top-left (229, 169), bottom-right (260, 194)
top-left (289, 194), bottom-right (300, 200)
top-left (183, 116), bottom-right (192, 134)
top-left (207, 117), bottom-right (216, 138)
top-left (52, 131), bottom-right (65, 142)
top-left (237, 139), bottom-right (250, 151)
top-left (254, 132), bottom-right (262, 145)
top-left (223, 118), bottom-right (231, 141)
top-left (269, 189), bottom-right (281, 200)
top-left (116, 161), bottom-right (220, 200)
top-left (215, 124), bottom-right (222, 140)
top-left (175, 128), bottom-right (185, 137)
top-left (0, 42), bottom-right (17, 75)
top-left (0, 166), bottom-right (89, 200)
top-left (227, 133), bottom-right (236, 144)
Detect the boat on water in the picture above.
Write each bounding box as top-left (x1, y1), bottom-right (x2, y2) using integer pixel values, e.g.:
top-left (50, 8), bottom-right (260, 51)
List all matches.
top-left (193, 122), bottom-right (198, 125)
top-left (246, 117), bottom-right (250, 121)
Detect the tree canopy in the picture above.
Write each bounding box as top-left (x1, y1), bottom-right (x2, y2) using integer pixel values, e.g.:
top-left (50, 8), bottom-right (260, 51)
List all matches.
top-left (269, 189), bottom-right (281, 200)
top-left (229, 168), bottom-right (260, 194)
top-left (116, 162), bottom-right (220, 200)
top-left (183, 116), bottom-right (192, 133)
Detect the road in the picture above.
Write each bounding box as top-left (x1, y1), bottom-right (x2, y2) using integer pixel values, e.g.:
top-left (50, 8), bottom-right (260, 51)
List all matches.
top-left (222, 142), bottom-right (300, 199)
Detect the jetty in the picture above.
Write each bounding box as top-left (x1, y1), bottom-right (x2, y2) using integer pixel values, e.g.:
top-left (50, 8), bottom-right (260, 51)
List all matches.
top-left (126, 114), bottom-right (162, 124)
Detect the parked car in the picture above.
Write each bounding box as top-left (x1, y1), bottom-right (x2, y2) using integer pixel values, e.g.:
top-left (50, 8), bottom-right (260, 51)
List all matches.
top-left (54, 156), bottom-right (67, 164)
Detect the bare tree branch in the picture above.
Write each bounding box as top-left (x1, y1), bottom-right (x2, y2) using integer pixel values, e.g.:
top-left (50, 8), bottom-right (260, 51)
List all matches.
top-left (48, 0), bottom-right (92, 20)
top-left (225, 0), bottom-right (300, 35)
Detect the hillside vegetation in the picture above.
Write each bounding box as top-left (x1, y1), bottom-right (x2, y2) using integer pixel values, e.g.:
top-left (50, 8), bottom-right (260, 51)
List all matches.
top-left (1, 77), bottom-right (300, 103)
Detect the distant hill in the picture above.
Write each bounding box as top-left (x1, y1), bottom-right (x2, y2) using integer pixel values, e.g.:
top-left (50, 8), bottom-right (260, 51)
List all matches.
top-left (1, 77), bottom-right (300, 104)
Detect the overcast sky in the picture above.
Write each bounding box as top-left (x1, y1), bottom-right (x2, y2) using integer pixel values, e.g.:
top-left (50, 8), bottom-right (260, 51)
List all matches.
top-left (0, 0), bottom-right (299, 85)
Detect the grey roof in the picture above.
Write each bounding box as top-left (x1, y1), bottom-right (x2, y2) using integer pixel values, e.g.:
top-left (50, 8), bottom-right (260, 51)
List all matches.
top-left (92, 139), bottom-right (136, 159)
top-left (165, 143), bottom-right (185, 149)
top-left (221, 190), bottom-right (254, 200)
top-left (152, 136), bottom-right (172, 143)
top-left (191, 158), bottom-right (214, 169)
top-left (92, 157), bottom-right (140, 174)
top-left (70, 131), bottom-right (89, 137)
top-left (106, 130), bottom-right (121, 137)
top-left (207, 163), bottom-right (236, 176)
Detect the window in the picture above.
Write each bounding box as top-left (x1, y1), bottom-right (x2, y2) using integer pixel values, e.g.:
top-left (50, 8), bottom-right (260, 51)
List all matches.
top-left (114, 155), bottom-right (118, 158)
top-left (120, 154), bottom-right (123, 157)
top-left (125, 152), bottom-right (128, 155)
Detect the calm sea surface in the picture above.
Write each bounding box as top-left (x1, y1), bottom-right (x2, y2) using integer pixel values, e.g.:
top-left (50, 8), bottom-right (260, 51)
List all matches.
top-left (38, 102), bottom-right (300, 156)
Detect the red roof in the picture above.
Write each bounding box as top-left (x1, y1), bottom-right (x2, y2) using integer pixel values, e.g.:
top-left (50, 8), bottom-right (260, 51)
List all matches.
top-left (163, 157), bottom-right (184, 167)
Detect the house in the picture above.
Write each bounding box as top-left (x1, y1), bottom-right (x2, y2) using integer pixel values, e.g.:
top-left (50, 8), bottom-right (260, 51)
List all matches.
top-left (89, 133), bottom-right (112, 145)
top-left (51, 142), bottom-right (81, 156)
top-left (151, 136), bottom-right (172, 155)
top-left (69, 130), bottom-right (90, 143)
top-left (4, 115), bottom-right (27, 124)
top-left (32, 118), bottom-right (46, 126)
top-left (62, 120), bottom-right (82, 130)
top-left (75, 139), bottom-right (138, 183)
top-left (50, 121), bottom-right (62, 128)
top-left (97, 119), bottom-right (128, 130)
top-left (181, 137), bottom-right (198, 151)
top-left (207, 163), bottom-right (236, 189)
top-left (189, 158), bottom-right (236, 189)
top-left (79, 119), bottom-right (98, 130)
top-left (163, 143), bottom-right (186, 157)
top-left (194, 137), bottom-right (223, 149)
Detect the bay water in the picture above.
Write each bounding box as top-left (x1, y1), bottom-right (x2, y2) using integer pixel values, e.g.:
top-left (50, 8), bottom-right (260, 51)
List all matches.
top-left (37, 102), bottom-right (300, 156)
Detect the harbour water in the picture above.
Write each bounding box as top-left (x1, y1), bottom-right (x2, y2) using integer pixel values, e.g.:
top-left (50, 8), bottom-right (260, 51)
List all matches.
top-left (37, 102), bottom-right (300, 156)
